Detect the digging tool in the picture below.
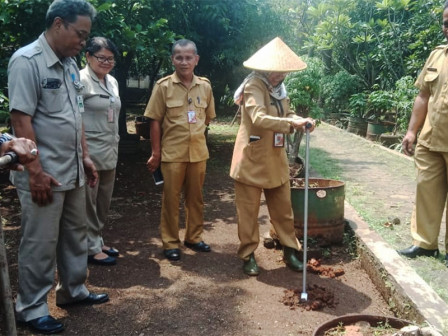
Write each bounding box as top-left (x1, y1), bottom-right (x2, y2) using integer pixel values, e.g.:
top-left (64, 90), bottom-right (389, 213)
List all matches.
top-left (301, 122), bottom-right (312, 302)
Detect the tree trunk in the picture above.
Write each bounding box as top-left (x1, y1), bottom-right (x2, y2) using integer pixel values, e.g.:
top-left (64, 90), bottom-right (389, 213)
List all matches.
top-left (115, 53), bottom-right (134, 138)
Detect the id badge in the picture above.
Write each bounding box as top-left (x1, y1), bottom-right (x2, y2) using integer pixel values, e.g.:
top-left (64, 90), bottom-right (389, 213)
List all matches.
top-left (107, 107), bottom-right (114, 123)
top-left (77, 95), bottom-right (85, 113)
top-left (187, 110), bottom-right (197, 124)
top-left (274, 132), bottom-right (285, 147)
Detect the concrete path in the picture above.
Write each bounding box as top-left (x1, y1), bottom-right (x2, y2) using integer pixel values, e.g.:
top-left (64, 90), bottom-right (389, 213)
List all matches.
top-left (308, 123), bottom-right (448, 333)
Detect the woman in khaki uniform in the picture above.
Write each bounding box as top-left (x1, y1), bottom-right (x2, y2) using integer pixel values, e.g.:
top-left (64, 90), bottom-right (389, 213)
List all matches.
top-left (230, 37), bottom-right (316, 276)
top-left (81, 37), bottom-right (121, 266)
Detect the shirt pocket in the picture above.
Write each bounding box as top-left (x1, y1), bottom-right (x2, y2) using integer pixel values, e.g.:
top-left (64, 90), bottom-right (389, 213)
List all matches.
top-left (424, 69), bottom-right (439, 83)
top-left (40, 88), bottom-right (64, 113)
top-left (166, 99), bottom-right (184, 120)
top-left (244, 137), bottom-right (265, 163)
top-left (193, 98), bottom-right (207, 119)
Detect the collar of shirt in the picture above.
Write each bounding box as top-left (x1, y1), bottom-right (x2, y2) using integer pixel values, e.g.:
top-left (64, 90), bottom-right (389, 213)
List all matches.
top-left (39, 33), bottom-right (68, 68)
top-left (172, 72), bottom-right (199, 87)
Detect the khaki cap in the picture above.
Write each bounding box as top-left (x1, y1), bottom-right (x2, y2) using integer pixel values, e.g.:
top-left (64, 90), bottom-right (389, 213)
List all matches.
top-left (243, 37), bottom-right (307, 72)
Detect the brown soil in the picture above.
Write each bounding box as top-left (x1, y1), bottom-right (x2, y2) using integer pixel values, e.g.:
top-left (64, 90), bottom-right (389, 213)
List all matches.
top-left (0, 121), bottom-right (395, 336)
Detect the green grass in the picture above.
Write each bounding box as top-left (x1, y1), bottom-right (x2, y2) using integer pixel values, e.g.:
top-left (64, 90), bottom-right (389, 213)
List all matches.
top-left (299, 144), bottom-right (405, 245)
top-left (206, 120), bottom-right (238, 173)
top-left (299, 147), bottom-right (344, 180)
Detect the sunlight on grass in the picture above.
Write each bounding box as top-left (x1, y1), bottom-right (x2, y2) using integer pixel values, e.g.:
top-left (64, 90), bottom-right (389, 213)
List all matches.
top-left (299, 147), bottom-right (343, 180)
top-left (207, 120), bottom-right (238, 173)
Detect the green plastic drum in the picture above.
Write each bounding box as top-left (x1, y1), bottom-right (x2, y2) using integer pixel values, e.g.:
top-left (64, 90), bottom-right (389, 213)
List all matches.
top-left (290, 178), bottom-right (345, 245)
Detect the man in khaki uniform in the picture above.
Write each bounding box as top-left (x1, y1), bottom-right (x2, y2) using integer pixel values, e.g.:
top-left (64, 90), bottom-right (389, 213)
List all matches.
top-left (8, 1), bottom-right (108, 334)
top-left (145, 39), bottom-right (215, 261)
top-left (398, 1), bottom-right (448, 268)
top-left (230, 37), bottom-right (316, 276)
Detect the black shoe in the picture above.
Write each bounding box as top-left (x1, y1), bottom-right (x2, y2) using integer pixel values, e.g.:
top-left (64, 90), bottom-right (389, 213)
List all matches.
top-left (102, 247), bottom-right (119, 257)
top-left (57, 293), bottom-right (109, 307)
top-left (88, 254), bottom-right (116, 266)
top-left (243, 253), bottom-right (259, 276)
top-left (164, 248), bottom-right (181, 261)
top-left (184, 241), bottom-right (211, 252)
top-left (397, 245), bottom-right (439, 258)
top-left (25, 315), bottom-right (64, 334)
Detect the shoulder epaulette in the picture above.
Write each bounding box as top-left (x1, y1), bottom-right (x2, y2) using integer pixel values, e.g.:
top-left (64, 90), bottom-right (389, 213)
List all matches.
top-left (22, 44), bottom-right (43, 59)
top-left (156, 75), bottom-right (172, 84)
top-left (197, 76), bottom-right (211, 84)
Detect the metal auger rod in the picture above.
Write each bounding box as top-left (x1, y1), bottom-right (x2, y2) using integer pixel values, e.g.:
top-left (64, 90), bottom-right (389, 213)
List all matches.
top-left (301, 124), bottom-right (311, 302)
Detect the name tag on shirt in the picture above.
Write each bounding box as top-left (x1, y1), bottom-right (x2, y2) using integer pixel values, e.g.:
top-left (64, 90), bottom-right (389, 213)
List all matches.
top-left (77, 95), bottom-right (85, 113)
top-left (108, 107), bottom-right (114, 123)
top-left (274, 133), bottom-right (285, 147)
top-left (187, 110), bottom-right (197, 124)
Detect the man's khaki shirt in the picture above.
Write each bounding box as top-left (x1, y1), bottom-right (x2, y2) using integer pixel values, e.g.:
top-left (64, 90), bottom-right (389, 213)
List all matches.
top-left (8, 33), bottom-right (85, 190)
top-left (144, 72), bottom-right (215, 162)
top-left (415, 45), bottom-right (448, 152)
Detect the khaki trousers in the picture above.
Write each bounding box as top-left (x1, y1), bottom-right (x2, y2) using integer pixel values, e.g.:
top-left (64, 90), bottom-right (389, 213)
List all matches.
top-left (15, 187), bottom-right (89, 322)
top-left (160, 161), bottom-right (206, 249)
top-left (412, 144), bottom-right (448, 250)
top-left (234, 180), bottom-right (300, 260)
top-left (85, 169), bottom-right (116, 255)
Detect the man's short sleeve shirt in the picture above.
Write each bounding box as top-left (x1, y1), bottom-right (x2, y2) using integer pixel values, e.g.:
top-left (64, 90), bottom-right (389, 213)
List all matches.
top-left (144, 73), bottom-right (216, 162)
top-left (415, 45), bottom-right (448, 151)
top-left (8, 33), bottom-right (85, 190)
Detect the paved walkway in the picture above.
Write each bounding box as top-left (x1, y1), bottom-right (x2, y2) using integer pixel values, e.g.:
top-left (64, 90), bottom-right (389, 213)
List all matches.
top-left (308, 123), bottom-right (448, 332)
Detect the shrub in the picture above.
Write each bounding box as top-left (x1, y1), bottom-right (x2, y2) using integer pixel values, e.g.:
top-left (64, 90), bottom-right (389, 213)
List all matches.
top-left (0, 111), bottom-right (9, 124)
top-left (393, 76), bottom-right (418, 134)
top-left (366, 89), bottom-right (395, 123)
top-left (348, 92), bottom-right (368, 119)
top-left (284, 56), bottom-right (324, 119)
top-left (321, 71), bottom-right (362, 116)
top-left (0, 91), bottom-right (10, 124)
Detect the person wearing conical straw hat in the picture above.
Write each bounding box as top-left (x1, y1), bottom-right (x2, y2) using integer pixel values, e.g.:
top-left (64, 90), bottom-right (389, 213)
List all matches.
top-left (230, 37), bottom-right (316, 276)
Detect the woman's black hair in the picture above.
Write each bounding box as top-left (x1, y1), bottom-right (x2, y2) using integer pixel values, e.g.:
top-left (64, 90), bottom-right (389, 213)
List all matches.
top-left (85, 37), bottom-right (119, 58)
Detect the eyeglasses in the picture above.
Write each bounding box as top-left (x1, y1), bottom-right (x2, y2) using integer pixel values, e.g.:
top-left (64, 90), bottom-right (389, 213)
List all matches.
top-left (92, 55), bottom-right (115, 64)
top-left (65, 21), bottom-right (89, 41)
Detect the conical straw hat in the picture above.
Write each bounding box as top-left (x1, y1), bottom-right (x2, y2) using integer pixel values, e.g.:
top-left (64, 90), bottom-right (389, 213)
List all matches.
top-left (243, 37), bottom-right (307, 72)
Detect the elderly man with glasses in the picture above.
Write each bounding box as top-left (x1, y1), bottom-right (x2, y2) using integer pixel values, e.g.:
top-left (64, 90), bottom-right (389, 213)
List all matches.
top-left (8, 0), bottom-right (109, 333)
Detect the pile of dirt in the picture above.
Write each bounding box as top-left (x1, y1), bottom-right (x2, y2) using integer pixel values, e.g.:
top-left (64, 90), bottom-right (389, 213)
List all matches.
top-left (307, 258), bottom-right (345, 278)
top-left (290, 178), bottom-right (320, 188)
top-left (281, 284), bottom-right (337, 311)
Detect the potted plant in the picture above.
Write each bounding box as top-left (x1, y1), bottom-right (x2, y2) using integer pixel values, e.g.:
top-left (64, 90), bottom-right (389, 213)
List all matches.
top-left (347, 92), bottom-right (369, 136)
top-left (379, 76), bottom-right (418, 148)
top-left (365, 89), bottom-right (395, 141)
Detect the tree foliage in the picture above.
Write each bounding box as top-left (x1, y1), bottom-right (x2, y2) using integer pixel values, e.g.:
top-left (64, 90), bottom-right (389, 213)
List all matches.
top-left (0, 0), bottom-right (445, 125)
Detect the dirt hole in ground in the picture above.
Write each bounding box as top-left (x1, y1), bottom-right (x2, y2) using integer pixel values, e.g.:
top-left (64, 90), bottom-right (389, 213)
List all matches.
top-left (281, 284), bottom-right (337, 311)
